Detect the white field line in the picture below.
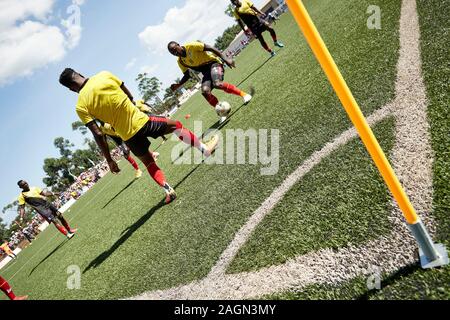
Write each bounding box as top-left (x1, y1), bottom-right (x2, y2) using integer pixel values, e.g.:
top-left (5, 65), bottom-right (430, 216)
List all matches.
top-left (129, 0), bottom-right (433, 300)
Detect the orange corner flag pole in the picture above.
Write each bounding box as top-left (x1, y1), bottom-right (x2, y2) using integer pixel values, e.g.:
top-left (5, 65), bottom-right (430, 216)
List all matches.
top-left (285, 0), bottom-right (448, 268)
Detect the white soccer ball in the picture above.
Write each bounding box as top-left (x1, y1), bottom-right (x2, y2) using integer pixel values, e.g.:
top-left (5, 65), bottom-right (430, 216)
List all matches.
top-left (215, 101), bottom-right (232, 117)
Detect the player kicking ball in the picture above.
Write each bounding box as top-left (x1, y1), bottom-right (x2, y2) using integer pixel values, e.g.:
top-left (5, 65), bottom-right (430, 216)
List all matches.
top-left (230, 0), bottom-right (284, 57)
top-left (168, 41), bottom-right (253, 123)
top-left (59, 69), bottom-right (218, 204)
top-left (0, 276), bottom-right (27, 300)
top-left (17, 181), bottom-right (77, 239)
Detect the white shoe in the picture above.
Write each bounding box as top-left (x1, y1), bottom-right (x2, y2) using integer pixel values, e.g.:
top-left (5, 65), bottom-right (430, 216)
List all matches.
top-left (135, 169), bottom-right (143, 179)
top-left (203, 135), bottom-right (220, 157)
top-left (67, 232), bottom-right (75, 239)
top-left (243, 94), bottom-right (252, 104)
top-left (219, 116), bottom-right (227, 124)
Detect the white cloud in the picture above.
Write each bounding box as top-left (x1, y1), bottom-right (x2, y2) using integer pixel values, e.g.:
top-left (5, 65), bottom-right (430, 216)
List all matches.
top-left (0, 0), bottom-right (85, 85)
top-left (138, 0), bottom-right (237, 54)
top-left (125, 58), bottom-right (137, 70)
top-left (139, 64), bottom-right (159, 74)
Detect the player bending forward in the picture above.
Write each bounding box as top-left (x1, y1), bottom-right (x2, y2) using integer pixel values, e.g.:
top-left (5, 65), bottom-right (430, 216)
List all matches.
top-left (59, 69), bottom-right (218, 204)
top-left (17, 181), bottom-right (77, 239)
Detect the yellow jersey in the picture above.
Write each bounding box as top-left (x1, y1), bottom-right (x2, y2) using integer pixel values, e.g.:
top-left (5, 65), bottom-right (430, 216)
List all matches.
top-left (76, 71), bottom-right (148, 141)
top-left (135, 100), bottom-right (152, 113)
top-left (233, 0), bottom-right (257, 19)
top-left (177, 41), bottom-right (222, 73)
top-left (0, 243), bottom-right (13, 254)
top-left (99, 122), bottom-right (120, 138)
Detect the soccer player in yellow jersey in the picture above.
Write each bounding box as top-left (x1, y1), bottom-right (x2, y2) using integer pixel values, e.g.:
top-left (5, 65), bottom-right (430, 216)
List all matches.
top-left (0, 241), bottom-right (17, 260)
top-left (231, 0), bottom-right (284, 57)
top-left (168, 40), bottom-right (253, 123)
top-left (17, 180), bottom-right (77, 239)
top-left (59, 68), bottom-right (218, 204)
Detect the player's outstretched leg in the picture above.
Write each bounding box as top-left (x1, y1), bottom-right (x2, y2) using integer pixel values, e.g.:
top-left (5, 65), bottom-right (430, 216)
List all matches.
top-left (166, 119), bottom-right (219, 157)
top-left (137, 152), bottom-right (177, 204)
top-left (0, 276), bottom-right (28, 300)
top-left (52, 216), bottom-right (76, 239)
top-left (210, 64), bottom-right (253, 105)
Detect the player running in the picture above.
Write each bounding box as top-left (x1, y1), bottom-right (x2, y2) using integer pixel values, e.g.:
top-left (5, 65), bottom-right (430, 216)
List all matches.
top-left (17, 181), bottom-right (77, 239)
top-left (0, 241), bottom-right (17, 260)
top-left (230, 0), bottom-right (284, 57)
top-left (0, 276), bottom-right (27, 300)
top-left (59, 69), bottom-right (218, 204)
top-left (168, 40), bottom-right (253, 123)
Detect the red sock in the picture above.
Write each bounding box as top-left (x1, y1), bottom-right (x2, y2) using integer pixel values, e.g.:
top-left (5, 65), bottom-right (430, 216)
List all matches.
top-left (0, 276), bottom-right (16, 300)
top-left (60, 219), bottom-right (72, 233)
top-left (221, 82), bottom-right (244, 97)
top-left (54, 223), bottom-right (68, 236)
top-left (174, 121), bottom-right (203, 150)
top-left (205, 93), bottom-right (219, 107)
top-left (126, 155), bottom-right (139, 170)
top-left (147, 162), bottom-right (167, 187)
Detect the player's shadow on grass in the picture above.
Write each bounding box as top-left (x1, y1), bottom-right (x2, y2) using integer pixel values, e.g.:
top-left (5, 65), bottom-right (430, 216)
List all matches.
top-left (236, 56), bottom-right (272, 87)
top-left (356, 262), bottom-right (421, 300)
top-left (83, 200), bottom-right (165, 273)
top-left (29, 240), bottom-right (69, 275)
top-left (101, 179), bottom-right (137, 209)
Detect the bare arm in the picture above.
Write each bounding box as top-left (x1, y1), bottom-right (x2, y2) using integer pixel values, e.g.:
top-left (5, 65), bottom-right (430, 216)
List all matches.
top-left (171, 71), bottom-right (191, 91)
top-left (86, 121), bottom-right (120, 174)
top-left (120, 83), bottom-right (135, 104)
top-left (204, 44), bottom-right (235, 68)
top-left (18, 205), bottom-right (26, 220)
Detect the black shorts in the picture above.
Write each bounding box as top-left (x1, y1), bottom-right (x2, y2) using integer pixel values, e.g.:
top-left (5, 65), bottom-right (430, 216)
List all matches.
top-left (200, 63), bottom-right (225, 89)
top-left (241, 14), bottom-right (269, 36)
top-left (37, 204), bottom-right (60, 223)
top-left (125, 116), bottom-right (169, 157)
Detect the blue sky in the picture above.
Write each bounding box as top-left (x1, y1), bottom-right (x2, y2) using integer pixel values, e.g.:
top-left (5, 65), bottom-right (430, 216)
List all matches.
top-left (0, 0), bottom-right (266, 224)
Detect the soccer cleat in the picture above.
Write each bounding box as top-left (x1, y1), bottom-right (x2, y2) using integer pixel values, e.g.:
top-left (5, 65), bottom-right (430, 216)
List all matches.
top-left (69, 228), bottom-right (78, 234)
top-left (274, 41), bottom-right (285, 48)
top-left (135, 169), bottom-right (143, 179)
top-left (243, 94), bottom-right (253, 105)
top-left (203, 135), bottom-right (220, 157)
top-left (270, 51), bottom-right (276, 58)
top-left (13, 295), bottom-right (28, 300)
top-left (164, 189), bottom-right (177, 204)
top-left (67, 232), bottom-right (75, 239)
top-left (152, 152), bottom-right (160, 161)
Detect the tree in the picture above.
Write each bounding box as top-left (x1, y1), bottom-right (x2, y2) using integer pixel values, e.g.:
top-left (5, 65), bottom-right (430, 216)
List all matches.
top-left (135, 73), bottom-right (162, 105)
top-left (214, 24), bottom-right (242, 51)
top-left (54, 137), bottom-right (74, 158)
top-left (0, 217), bottom-right (6, 241)
top-left (72, 121), bottom-right (88, 135)
top-left (225, 4), bottom-right (234, 17)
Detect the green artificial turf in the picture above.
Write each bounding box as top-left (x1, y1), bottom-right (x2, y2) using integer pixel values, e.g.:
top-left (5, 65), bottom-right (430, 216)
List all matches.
top-left (2, 0), bottom-right (437, 300)
top-left (265, 0), bottom-right (450, 300)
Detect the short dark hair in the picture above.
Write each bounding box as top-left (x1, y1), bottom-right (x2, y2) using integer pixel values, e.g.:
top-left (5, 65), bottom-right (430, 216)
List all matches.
top-left (59, 68), bottom-right (77, 88)
top-left (17, 180), bottom-right (25, 187)
top-left (167, 41), bottom-right (178, 50)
